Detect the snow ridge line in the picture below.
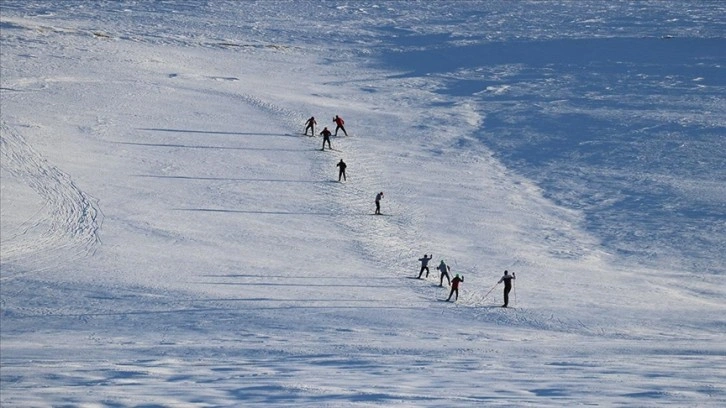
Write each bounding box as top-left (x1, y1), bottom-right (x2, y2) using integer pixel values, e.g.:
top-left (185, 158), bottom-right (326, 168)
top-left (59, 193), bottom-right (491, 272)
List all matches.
top-left (0, 122), bottom-right (103, 279)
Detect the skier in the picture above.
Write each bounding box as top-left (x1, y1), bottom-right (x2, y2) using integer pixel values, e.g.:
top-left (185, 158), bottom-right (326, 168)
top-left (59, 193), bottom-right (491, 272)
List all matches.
top-left (304, 116), bottom-right (317, 136)
top-left (446, 274), bottom-right (464, 301)
top-left (497, 270), bottom-right (516, 307)
top-left (375, 191), bottom-right (384, 215)
top-left (437, 260), bottom-right (451, 287)
top-left (417, 254), bottom-right (433, 279)
top-left (320, 127), bottom-right (332, 150)
top-left (333, 115), bottom-right (348, 136)
top-left (336, 159), bottom-right (347, 181)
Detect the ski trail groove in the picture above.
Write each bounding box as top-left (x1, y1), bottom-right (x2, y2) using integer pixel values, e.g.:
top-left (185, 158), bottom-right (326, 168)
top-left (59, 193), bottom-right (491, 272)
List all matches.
top-left (0, 122), bottom-right (103, 280)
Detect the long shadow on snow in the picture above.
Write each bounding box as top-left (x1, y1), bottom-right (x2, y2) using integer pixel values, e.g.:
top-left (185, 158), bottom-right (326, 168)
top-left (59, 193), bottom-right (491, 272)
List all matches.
top-left (135, 174), bottom-right (323, 184)
top-left (115, 141), bottom-right (307, 152)
top-left (175, 208), bottom-right (369, 217)
top-left (201, 274), bottom-right (374, 279)
top-left (139, 128), bottom-right (297, 137)
top-left (197, 282), bottom-right (390, 289)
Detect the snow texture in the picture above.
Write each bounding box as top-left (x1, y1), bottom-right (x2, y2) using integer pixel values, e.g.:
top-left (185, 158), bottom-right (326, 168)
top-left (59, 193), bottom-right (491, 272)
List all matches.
top-left (1, 1), bottom-right (725, 406)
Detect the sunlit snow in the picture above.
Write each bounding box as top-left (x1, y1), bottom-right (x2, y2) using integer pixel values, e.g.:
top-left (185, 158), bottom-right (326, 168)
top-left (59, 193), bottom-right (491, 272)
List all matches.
top-left (1, 1), bottom-right (725, 406)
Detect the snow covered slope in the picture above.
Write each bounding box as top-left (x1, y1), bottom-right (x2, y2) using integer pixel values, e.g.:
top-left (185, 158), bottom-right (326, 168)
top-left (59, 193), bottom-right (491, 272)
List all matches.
top-left (1, 1), bottom-right (724, 406)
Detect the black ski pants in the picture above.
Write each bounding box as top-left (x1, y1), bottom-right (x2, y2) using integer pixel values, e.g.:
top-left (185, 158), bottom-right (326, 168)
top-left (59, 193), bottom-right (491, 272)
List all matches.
top-left (503, 284), bottom-right (512, 307)
top-left (446, 287), bottom-right (459, 301)
top-left (440, 271), bottom-right (450, 287)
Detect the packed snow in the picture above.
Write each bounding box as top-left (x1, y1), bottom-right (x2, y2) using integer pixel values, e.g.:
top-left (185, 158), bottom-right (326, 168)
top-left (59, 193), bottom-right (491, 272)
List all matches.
top-left (1, 1), bottom-right (724, 406)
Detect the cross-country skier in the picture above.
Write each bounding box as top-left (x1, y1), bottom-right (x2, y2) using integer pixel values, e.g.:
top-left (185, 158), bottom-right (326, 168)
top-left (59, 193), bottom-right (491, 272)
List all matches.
top-left (333, 115), bottom-right (348, 136)
top-left (375, 191), bottom-right (384, 215)
top-left (304, 116), bottom-right (317, 136)
top-left (320, 127), bottom-right (332, 150)
top-left (336, 159), bottom-right (347, 181)
top-left (446, 274), bottom-right (464, 301)
top-left (437, 260), bottom-right (451, 287)
top-left (417, 254), bottom-right (433, 278)
top-left (497, 270), bottom-right (516, 307)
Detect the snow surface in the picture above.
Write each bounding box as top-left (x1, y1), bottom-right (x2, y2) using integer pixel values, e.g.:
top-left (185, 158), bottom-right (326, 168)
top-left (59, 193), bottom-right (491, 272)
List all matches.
top-left (1, 1), bottom-right (725, 406)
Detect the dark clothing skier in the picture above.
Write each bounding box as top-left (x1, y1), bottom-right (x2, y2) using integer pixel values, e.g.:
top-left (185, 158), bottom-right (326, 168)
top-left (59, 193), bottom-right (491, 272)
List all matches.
top-left (446, 274), bottom-right (464, 301)
top-left (320, 127), bottom-right (332, 150)
top-left (498, 270), bottom-right (516, 307)
top-left (375, 191), bottom-right (384, 215)
top-left (437, 260), bottom-right (451, 287)
top-left (336, 159), bottom-right (347, 181)
top-left (333, 115), bottom-right (348, 136)
top-left (417, 254), bottom-right (433, 278)
top-left (304, 116), bottom-right (317, 136)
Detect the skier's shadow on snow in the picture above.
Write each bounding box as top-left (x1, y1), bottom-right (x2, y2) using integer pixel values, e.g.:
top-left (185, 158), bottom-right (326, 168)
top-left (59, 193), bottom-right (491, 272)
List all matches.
top-left (200, 281), bottom-right (390, 288)
top-left (176, 208), bottom-right (340, 216)
top-left (138, 128), bottom-right (297, 138)
top-left (136, 174), bottom-right (323, 184)
top-left (116, 141), bottom-right (307, 152)
top-left (202, 274), bottom-right (365, 280)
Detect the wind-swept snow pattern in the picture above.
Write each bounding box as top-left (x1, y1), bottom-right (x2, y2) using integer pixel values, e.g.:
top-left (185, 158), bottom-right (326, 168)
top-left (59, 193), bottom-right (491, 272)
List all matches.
top-left (1, 1), bottom-right (724, 407)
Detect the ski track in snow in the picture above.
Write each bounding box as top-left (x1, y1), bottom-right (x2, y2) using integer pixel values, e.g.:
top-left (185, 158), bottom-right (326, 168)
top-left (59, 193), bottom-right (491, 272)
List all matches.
top-left (1, 122), bottom-right (103, 280)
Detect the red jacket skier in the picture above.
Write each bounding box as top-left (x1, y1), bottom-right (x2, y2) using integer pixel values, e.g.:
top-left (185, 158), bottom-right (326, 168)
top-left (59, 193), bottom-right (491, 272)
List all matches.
top-left (447, 274), bottom-right (464, 301)
top-left (333, 115), bottom-right (348, 136)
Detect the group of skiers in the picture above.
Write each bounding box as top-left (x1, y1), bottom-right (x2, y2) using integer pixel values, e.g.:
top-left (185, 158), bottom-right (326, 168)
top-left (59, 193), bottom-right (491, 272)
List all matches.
top-left (305, 115), bottom-right (347, 151)
top-left (306, 115), bottom-right (515, 306)
top-left (418, 254), bottom-right (516, 306)
top-left (305, 115), bottom-right (385, 215)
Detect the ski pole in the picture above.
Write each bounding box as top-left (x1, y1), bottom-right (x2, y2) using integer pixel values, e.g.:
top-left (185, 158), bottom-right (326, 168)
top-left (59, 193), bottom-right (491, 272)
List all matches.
top-left (513, 278), bottom-right (517, 307)
top-left (481, 282), bottom-right (499, 302)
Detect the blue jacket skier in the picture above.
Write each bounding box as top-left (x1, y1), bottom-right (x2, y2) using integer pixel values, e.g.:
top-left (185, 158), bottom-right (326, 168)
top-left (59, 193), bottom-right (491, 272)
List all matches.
top-left (437, 260), bottom-right (451, 287)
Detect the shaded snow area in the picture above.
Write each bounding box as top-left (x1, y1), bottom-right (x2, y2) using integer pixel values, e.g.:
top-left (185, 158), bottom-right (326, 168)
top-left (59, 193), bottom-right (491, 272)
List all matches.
top-left (1, 1), bottom-right (724, 406)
